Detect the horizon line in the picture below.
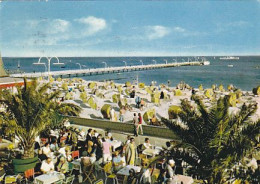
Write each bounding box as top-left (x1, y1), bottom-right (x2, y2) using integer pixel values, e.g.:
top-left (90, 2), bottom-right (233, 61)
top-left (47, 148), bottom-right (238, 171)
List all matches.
top-left (2, 54), bottom-right (260, 58)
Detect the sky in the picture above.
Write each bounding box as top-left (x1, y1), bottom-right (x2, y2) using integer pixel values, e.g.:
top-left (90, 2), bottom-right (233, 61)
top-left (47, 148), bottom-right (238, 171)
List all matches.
top-left (0, 1), bottom-right (260, 57)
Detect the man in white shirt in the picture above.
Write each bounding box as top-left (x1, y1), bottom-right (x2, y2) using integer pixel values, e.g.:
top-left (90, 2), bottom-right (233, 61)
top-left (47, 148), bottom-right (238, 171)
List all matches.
top-left (42, 143), bottom-right (51, 156)
top-left (40, 157), bottom-right (54, 174)
top-left (143, 138), bottom-right (152, 149)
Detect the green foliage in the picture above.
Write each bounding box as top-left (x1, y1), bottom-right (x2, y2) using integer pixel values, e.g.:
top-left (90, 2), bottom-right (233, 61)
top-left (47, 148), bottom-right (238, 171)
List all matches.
top-left (0, 79), bottom-right (81, 159)
top-left (161, 96), bottom-right (259, 183)
top-left (101, 104), bottom-right (111, 119)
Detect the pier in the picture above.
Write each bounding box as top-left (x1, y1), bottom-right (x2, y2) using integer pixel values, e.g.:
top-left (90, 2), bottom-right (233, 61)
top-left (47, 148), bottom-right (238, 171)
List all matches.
top-left (10, 61), bottom-right (206, 78)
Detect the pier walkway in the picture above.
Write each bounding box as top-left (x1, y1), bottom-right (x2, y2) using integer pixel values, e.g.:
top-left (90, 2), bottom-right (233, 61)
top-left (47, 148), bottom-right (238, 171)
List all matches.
top-left (68, 116), bottom-right (178, 140)
top-left (10, 61), bottom-right (205, 78)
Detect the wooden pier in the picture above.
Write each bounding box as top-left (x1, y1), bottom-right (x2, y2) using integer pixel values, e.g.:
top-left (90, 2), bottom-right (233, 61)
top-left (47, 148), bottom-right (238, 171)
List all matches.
top-left (10, 61), bottom-right (206, 78)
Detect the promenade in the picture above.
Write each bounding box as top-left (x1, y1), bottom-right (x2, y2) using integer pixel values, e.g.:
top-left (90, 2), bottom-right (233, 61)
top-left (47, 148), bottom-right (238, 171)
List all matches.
top-left (10, 61), bottom-right (205, 78)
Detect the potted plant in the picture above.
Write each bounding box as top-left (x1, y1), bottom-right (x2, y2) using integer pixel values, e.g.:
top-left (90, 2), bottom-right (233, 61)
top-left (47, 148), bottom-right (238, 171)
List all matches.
top-left (0, 79), bottom-right (81, 173)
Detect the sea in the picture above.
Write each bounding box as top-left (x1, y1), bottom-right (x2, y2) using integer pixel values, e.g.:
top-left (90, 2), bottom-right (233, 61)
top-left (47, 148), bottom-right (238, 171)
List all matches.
top-left (2, 56), bottom-right (260, 91)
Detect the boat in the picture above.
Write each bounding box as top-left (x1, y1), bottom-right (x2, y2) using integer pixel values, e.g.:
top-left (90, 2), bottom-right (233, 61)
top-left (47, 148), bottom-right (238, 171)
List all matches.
top-left (203, 61), bottom-right (210, 65)
top-left (219, 56), bottom-right (239, 60)
top-left (201, 57), bottom-right (210, 65)
top-left (228, 65), bottom-right (233, 67)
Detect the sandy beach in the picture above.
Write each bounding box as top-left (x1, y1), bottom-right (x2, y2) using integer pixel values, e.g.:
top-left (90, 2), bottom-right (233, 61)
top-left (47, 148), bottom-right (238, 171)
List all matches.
top-left (43, 78), bottom-right (260, 124)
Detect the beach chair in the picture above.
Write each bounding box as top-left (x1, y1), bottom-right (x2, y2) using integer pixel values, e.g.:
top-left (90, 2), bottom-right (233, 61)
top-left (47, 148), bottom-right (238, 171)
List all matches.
top-left (63, 175), bottom-right (75, 184)
top-left (103, 162), bottom-right (118, 184)
top-left (24, 168), bottom-right (35, 183)
top-left (71, 150), bottom-right (79, 160)
top-left (82, 164), bottom-right (96, 184)
top-left (94, 179), bottom-right (104, 184)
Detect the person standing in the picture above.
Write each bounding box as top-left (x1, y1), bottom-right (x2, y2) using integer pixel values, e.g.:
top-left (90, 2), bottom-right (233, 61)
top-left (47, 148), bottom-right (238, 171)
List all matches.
top-left (119, 107), bottom-right (126, 122)
top-left (137, 113), bottom-right (143, 135)
top-left (133, 113), bottom-right (139, 136)
top-left (125, 138), bottom-right (137, 166)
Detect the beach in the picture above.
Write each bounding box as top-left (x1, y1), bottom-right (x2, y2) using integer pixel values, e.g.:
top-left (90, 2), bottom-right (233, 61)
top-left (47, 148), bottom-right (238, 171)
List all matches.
top-left (44, 78), bottom-right (260, 124)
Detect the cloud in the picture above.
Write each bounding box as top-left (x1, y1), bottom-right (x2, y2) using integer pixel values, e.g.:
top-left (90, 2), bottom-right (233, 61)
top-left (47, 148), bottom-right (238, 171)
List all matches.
top-left (48, 19), bottom-right (70, 34)
top-left (146, 25), bottom-right (170, 40)
top-left (75, 16), bottom-right (107, 36)
top-left (173, 26), bottom-right (186, 32)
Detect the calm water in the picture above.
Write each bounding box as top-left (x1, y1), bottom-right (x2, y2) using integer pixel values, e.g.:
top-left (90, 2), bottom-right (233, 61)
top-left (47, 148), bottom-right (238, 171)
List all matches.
top-left (2, 56), bottom-right (260, 91)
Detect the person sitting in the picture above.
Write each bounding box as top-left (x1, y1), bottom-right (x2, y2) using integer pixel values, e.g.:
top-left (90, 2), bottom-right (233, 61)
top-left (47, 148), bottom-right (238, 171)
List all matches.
top-left (150, 115), bottom-right (161, 126)
top-left (89, 153), bottom-right (96, 164)
top-left (42, 143), bottom-right (51, 156)
top-left (142, 138), bottom-right (152, 149)
top-left (165, 159), bottom-right (175, 182)
top-left (124, 168), bottom-right (136, 184)
top-left (38, 149), bottom-right (47, 161)
top-left (56, 157), bottom-right (69, 174)
top-left (40, 157), bottom-right (54, 174)
top-left (50, 140), bottom-right (59, 152)
top-left (113, 151), bottom-right (125, 172)
top-left (58, 143), bottom-right (66, 157)
top-left (138, 160), bottom-right (151, 184)
top-left (65, 150), bottom-right (72, 162)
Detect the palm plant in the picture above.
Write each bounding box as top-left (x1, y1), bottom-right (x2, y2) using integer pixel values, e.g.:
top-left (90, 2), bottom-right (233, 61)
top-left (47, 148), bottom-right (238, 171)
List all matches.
top-left (161, 96), bottom-right (260, 183)
top-left (0, 79), bottom-right (81, 159)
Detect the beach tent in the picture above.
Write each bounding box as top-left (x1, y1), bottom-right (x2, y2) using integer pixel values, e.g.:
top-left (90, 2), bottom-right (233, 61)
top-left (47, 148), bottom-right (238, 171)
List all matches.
top-left (145, 87), bottom-right (153, 95)
top-left (61, 83), bottom-right (68, 91)
top-left (117, 85), bottom-right (123, 94)
top-left (143, 109), bottom-right (155, 124)
top-left (168, 105), bottom-right (182, 119)
top-left (151, 92), bottom-right (160, 104)
top-left (87, 96), bottom-right (97, 109)
top-left (218, 84), bottom-right (224, 92)
top-left (88, 82), bottom-right (97, 89)
top-left (138, 83), bottom-right (145, 88)
top-left (173, 89), bottom-right (182, 96)
top-left (112, 94), bottom-right (120, 103)
top-left (204, 89), bottom-right (214, 99)
top-left (225, 93), bottom-right (237, 107)
top-left (199, 84), bottom-right (203, 91)
top-left (101, 104), bottom-right (111, 119)
top-left (80, 92), bottom-right (88, 103)
top-left (253, 86), bottom-right (260, 95)
top-left (125, 81), bottom-right (131, 87)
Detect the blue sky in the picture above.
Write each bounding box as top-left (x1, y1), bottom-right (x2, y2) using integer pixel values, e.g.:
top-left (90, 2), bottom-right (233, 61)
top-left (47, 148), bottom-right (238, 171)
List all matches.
top-left (0, 1), bottom-right (260, 57)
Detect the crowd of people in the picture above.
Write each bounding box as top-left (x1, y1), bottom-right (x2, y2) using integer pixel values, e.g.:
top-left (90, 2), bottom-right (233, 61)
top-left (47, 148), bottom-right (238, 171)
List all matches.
top-left (27, 124), bottom-right (180, 184)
